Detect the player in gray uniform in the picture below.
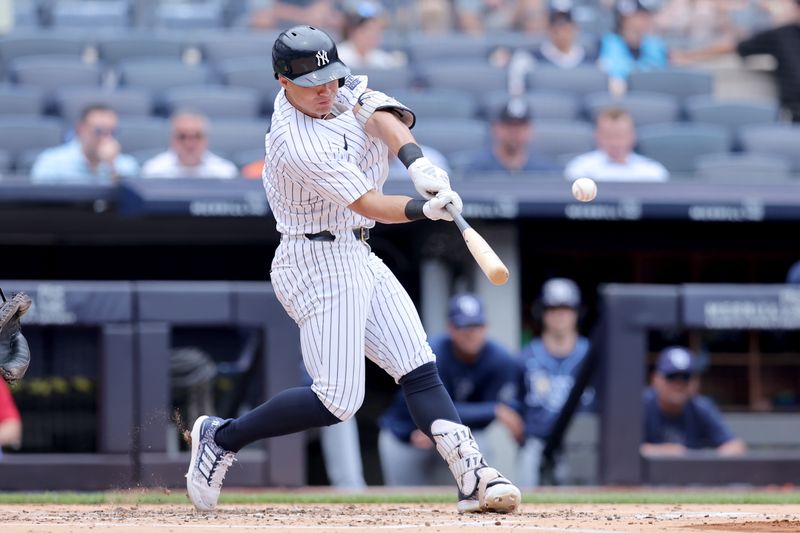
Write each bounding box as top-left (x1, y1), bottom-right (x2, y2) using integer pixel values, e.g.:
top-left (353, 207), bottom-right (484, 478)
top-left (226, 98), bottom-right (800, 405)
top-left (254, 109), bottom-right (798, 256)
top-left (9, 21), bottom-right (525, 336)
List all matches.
top-left (185, 25), bottom-right (521, 514)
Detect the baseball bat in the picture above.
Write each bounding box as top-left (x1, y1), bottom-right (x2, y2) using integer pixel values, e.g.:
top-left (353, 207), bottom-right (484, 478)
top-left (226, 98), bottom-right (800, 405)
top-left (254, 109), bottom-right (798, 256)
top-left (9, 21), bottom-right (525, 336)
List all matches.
top-left (445, 204), bottom-right (509, 286)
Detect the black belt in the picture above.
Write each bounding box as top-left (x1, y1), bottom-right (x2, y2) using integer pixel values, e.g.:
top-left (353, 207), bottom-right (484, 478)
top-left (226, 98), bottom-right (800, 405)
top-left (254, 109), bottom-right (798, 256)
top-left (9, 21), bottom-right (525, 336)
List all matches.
top-left (304, 227), bottom-right (369, 242)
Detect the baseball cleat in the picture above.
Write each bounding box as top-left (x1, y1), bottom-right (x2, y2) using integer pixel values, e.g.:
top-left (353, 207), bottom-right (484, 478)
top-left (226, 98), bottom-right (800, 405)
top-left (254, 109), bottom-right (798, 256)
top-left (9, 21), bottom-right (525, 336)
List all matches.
top-left (185, 415), bottom-right (237, 511)
top-left (457, 466), bottom-right (521, 514)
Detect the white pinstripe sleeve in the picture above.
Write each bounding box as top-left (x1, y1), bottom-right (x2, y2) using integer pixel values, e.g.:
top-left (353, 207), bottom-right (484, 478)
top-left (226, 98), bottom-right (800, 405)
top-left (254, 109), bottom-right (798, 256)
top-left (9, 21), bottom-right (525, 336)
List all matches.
top-left (294, 157), bottom-right (373, 207)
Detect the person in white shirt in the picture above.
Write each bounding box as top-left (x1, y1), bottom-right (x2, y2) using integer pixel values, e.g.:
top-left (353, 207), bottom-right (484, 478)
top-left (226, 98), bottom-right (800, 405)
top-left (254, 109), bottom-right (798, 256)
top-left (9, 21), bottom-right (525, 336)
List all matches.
top-left (335, 1), bottom-right (405, 70)
top-left (564, 106), bottom-right (669, 182)
top-left (141, 111), bottom-right (239, 179)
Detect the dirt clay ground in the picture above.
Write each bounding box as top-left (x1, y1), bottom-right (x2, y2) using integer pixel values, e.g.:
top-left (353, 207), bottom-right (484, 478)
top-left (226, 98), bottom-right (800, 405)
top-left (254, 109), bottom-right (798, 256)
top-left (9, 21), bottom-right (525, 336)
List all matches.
top-left (1, 503), bottom-right (798, 533)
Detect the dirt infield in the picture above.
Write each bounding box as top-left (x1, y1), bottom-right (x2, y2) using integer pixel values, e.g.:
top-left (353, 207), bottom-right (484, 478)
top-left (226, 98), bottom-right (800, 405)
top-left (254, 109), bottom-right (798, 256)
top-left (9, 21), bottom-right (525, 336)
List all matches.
top-left (1, 503), bottom-right (798, 533)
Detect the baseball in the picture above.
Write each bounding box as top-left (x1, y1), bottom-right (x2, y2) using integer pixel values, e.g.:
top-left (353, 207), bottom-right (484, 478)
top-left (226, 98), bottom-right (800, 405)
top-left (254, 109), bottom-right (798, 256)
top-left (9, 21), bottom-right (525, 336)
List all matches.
top-left (571, 177), bottom-right (597, 202)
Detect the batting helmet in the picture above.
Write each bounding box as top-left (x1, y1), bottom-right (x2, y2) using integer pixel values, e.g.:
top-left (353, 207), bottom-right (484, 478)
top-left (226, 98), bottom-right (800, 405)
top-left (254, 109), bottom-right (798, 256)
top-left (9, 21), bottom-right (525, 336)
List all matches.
top-left (272, 25), bottom-right (350, 87)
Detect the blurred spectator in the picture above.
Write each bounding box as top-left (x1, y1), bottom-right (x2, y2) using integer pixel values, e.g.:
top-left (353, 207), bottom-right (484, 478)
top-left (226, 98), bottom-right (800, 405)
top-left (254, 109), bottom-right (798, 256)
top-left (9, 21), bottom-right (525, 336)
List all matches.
top-left (0, 380), bottom-right (22, 460)
top-left (247, 0), bottom-right (344, 32)
top-left (508, 3), bottom-right (598, 95)
top-left (672, 0), bottom-right (800, 122)
top-left (31, 104), bottom-right (139, 184)
top-left (463, 97), bottom-right (560, 176)
top-left (141, 111), bottom-right (238, 179)
top-left (599, 0), bottom-right (669, 94)
top-left (414, 0), bottom-right (454, 34)
top-left (455, 0), bottom-right (520, 35)
top-left (654, 0), bottom-right (733, 46)
top-left (516, 278), bottom-right (595, 487)
top-left (641, 346), bottom-right (747, 457)
top-left (564, 106), bottom-right (669, 182)
top-left (337, 1), bottom-right (405, 69)
top-left (378, 293), bottom-right (522, 486)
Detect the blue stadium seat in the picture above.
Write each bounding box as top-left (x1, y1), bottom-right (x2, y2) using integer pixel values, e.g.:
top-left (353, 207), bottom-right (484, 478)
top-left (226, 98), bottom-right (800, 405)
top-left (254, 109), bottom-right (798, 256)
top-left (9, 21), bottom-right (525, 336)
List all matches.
top-left (684, 96), bottom-right (779, 146)
top-left (199, 32), bottom-right (282, 63)
top-left (695, 152), bottom-right (792, 182)
top-left (0, 116), bottom-right (63, 172)
top-left (483, 90), bottom-right (581, 121)
top-left (405, 33), bottom-right (491, 62)
top-left (528, 66), bottom-right (609, 98)
top-left (163, 85), bottom-right (261, 119)
top-left (11, 0), bottom-right (41, 28)
top-left (117, 59), bottom-right (213, 93)
top-left (0, 85), bottom-right (45, 115)
top-left (584, 91), bottom-right (680, 126)
top-left (531, 120), bottom-right (594, 160)
top-left (51, 1), bottom-right (131, 29)
top-left (739, 124), bottom-right (800, 172)
top-left (155, 0), bottom-right (226, 30)
top-left (0, 149), bottom-right (11, 175)
top-left (115, 117), bottom-right (170, 153)
top-left (207, 119), bottom-right (270, 158)
top-left (0, 34), bottom-right (89, 62)
top-left (9, 56), bottom-right (102, 91)
top-left (420, 62), bottom-right (507, 98)
top-left (97, 34), bottom-right (186, 65)
top-left (350, 66), bottom-right (414, 93)
top-left (391, 89), bottom-right (477, 120)
top-left (637, 123), bottom-right (732, 175)
top-left (217, 57), bottom-right (281, 114)
top-left (55, 87), bottom-right (154, 122)
top-left (407, 119), bottom-right (488, 159)
top-left (628, 69), bottom-right (713, 103)
top-left (231, 148), bottom-right (265, 169)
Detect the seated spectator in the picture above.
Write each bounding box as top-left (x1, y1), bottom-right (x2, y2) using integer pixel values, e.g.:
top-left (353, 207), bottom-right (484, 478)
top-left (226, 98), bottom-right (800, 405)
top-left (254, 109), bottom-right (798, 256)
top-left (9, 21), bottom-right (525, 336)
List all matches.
top-left (464, 97), bottom-right (560, 176)
top-left (336, 1), bottom-right (405, 69)
top-left (141, 111), bottom-right (238, 179)
top-left (599, 0), bottom-right (669, 94)
top-left (516, 278), bottom-right (595, 487)
top-left (508, 3), bottom-right (598, 95)
top-left (0, 380), bottom-right (22, 461)
top-left (672, 0), bottom-right (800, 122)
top-left (31, 104), bottom-right (139, 184)
top-left (642, 346), bottom-right (747, 457)
top-left (378, 293), bottom-right (522, 486)
top-left (247, 0), bottom-right (344, 32)
top-left (455, 0), bottom-right (520, 35)
top-left (564, 106), bottom-right (669, 182)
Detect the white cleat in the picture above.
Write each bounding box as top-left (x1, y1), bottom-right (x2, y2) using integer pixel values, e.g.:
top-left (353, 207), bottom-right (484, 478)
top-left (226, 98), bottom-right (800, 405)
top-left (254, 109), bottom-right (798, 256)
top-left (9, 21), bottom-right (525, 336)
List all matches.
top-left (457, 466), bottom-right (521, 514)
top-left (185, 415), bottom-right (237, 512)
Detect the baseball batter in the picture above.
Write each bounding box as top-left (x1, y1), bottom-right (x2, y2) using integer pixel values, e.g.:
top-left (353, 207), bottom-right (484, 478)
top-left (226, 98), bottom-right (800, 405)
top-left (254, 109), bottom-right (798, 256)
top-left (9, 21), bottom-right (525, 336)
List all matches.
top-left (185, 25), bottom-right (521, 514)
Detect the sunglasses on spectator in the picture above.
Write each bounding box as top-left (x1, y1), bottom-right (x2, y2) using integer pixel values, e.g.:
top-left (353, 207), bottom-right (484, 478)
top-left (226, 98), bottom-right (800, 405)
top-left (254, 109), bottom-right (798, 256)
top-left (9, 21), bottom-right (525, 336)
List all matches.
top-left (665, 372), bottom-right (692, 382)
top-left (92, 127), bottom-right (117, 137)
top-left (175, 131), bottom-right (206, 141)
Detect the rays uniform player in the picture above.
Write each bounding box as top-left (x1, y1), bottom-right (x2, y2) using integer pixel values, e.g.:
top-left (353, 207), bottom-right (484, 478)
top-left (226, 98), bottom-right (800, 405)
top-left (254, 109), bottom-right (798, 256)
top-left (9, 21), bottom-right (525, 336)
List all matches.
top-left (185, 25), bottom-right (521, 514)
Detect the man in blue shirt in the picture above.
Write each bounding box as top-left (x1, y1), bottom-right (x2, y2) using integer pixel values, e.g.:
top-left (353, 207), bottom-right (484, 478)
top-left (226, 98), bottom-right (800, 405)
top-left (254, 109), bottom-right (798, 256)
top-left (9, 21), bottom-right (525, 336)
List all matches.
top-left (642, 346), bottom-right (747, 457)
top-left (378, 293), bottom-right (522, 486)
top-left (516, 277), bottom-right (594, 487)
top-left (31, 103), bottom-right (139, 184)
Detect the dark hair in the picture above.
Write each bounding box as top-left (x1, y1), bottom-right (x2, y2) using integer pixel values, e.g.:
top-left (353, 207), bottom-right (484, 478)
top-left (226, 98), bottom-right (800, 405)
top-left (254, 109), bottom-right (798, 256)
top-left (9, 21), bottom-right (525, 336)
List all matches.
top-left (79, 103), bottom-right (115, 122)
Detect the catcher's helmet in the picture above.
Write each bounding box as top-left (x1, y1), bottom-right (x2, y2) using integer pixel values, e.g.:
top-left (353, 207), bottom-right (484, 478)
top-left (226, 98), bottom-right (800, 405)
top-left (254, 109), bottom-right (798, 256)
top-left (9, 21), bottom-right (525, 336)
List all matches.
top-left (272, 25), bottom-right (350, 87)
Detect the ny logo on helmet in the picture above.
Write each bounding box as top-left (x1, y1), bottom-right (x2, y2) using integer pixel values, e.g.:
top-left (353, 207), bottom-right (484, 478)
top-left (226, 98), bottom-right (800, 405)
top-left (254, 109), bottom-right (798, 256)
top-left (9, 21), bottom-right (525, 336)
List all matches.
top-left (316, 50), bottom-right (329, 67)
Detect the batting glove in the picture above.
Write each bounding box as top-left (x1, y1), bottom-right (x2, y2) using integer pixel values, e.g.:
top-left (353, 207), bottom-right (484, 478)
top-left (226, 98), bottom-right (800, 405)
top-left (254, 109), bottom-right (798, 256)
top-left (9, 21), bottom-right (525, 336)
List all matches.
top-left (423, 189), bottom-right (463, 222)
top-left (407, 157), bottom-right (451, 200)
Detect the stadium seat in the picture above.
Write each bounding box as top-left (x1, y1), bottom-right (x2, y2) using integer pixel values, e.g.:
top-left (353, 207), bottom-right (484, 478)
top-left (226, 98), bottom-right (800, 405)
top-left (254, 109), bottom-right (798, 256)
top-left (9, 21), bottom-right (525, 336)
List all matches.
top-left (0, 116), bottom-right (63, 172)
top-left (155, 0), bottom-right (226, 30)
top-left (163, 86), bottom-right (261, 119)
top-left (0, 34), bottom-right (89, 62)
top-left (407, 119), bottom-right (488, 159)
top-left (420, 62), bottom-right (508, 98)
top-left (0, 85), bottom-right (45, 116)
top-left (51, 1), bottom-right (131, 29)
top-left (405, 33), bottom-right (491, 62)
top-left (55, 87), bottom-right (154, 122)
top-left (584, 91), bottom-right (680, 126)
top-left (390, 89), bottom-right (477, 120)
top-left (531, 120), bottom-right (594, 160)
top-left (217, 57), bottom-right (282, 114)
top-left (695, 152), bottom-right (792, 182)
top-left (528, 66), bottom-right (609, 98)
top-left (207, 119), bottom-right (270, 158)
top-left (684, 96), bottom-right (779, 146)
top-left (483, 90), bottom-right (581, 121)
top-left (0, 149), bottom-right (11, 175)
top-left (739, 124), bottom-right (800, 172)
top-left (117, 59), bottom-right (213, 93)
top-left (9, 56), bottom-right (102, 91)
top-left (350, 66), bottom-right (414, 93)
top-left (11, 0), bottom-right (40, 28)
top-left (637, 123), bottom-right (732, 175)
top-left (199, 32), bottom-right (282, 63)
top-left (97, 34), bottom-right (186, 65)
top-left (115, 117), bottom-right (170, 153)
top-left (628, 69), bottom-right (713, 103)
top-left (130, 148), bottom-right (163, 166)
top-left (231, 148), bottom-right (265, 169)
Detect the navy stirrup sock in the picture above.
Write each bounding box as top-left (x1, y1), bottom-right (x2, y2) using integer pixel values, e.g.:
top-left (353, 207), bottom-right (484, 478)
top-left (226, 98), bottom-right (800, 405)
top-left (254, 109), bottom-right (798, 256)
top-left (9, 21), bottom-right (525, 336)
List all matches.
top-left (400, 362), bottom-right (461, 439)
top-left (214, 386), bottom-right (341, 452)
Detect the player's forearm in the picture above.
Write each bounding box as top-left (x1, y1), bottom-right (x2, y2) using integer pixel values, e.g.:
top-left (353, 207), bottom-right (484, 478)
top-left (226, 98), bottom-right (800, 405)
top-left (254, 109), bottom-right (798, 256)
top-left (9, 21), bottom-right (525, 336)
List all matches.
top-left (349, 190), bottom-right (417, 224)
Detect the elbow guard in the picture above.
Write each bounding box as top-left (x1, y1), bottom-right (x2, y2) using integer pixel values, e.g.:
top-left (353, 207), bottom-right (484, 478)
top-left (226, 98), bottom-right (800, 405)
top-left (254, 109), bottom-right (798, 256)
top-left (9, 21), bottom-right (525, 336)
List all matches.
top-left (355, 90), bottom-right (416, 130)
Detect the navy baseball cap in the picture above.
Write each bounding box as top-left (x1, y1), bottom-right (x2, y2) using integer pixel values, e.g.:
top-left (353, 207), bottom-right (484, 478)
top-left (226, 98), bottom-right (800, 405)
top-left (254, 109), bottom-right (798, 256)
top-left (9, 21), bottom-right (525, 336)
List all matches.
top-left (656, 346), bottom-right (699, 377)
top-left (495, 97), bottom-right (532, 124)
top-left (448, 293), bottom-right (486, 328)
top-left (549, 0), bottom-right (574, 24)
top-left (540, 278), bottom-right (581, 309)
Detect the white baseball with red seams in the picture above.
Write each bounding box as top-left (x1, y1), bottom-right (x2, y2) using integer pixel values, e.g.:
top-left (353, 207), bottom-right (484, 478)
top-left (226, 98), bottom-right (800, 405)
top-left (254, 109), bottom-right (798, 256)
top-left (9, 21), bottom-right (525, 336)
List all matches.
top-left (572, 177), bottom-right (597, 202)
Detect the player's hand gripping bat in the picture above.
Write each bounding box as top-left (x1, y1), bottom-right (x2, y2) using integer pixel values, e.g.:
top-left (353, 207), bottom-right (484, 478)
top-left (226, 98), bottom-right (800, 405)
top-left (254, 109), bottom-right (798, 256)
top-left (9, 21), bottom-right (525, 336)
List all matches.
top-left (445, 204), bottom-right (509, 286)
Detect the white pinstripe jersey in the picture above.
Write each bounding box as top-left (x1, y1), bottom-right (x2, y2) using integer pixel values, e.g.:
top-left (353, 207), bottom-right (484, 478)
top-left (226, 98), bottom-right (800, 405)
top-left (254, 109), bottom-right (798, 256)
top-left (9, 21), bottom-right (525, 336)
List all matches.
top-left (263, 75), bottom-right (388, 236)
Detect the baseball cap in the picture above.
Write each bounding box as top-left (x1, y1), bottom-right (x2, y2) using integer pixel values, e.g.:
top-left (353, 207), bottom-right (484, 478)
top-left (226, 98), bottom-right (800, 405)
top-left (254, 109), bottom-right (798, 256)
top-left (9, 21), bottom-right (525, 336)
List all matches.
top-left (495, 97), bottom-right (532, 124)
top-left (549, 0), bottom-right (574, 24)
top-left (616, 0), bottom-right (659, 16)
top-left (540, 278), bottom-right (581, 309)
top-left (656, 346), bottom-right (699, 377)
top-left (448, 293), bottom-right (486, 328)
